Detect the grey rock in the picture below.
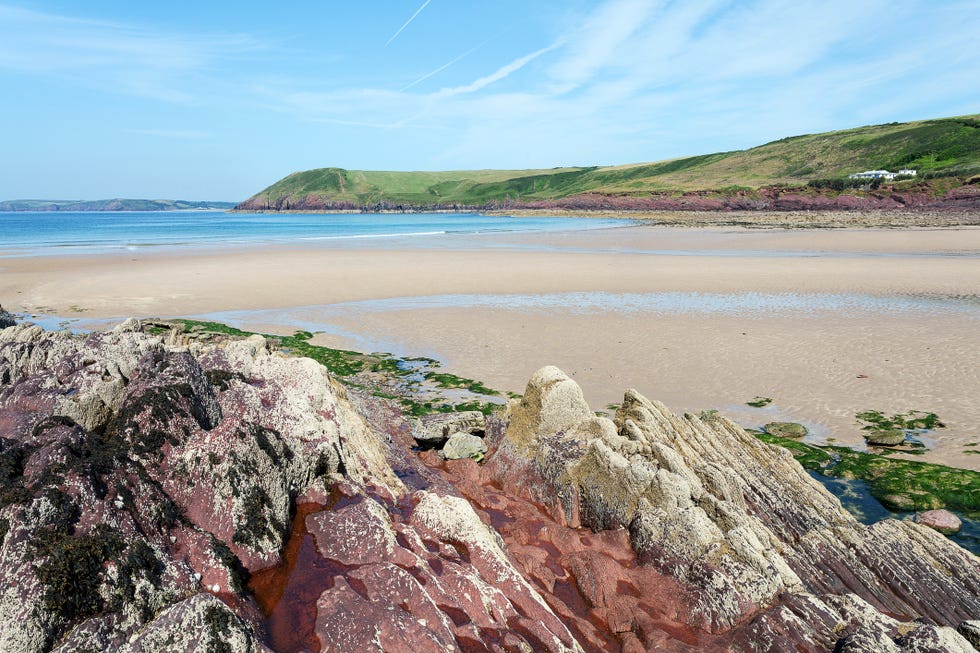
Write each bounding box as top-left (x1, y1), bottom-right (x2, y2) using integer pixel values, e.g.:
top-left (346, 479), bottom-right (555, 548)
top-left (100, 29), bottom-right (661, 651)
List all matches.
top-left (116, 593), bottom-right (272, 653)
top-left (835, 626), bottom-right (902, 653)
top-left (113, 317), bottom-right (143, 333)
top-left (0, 306), bottom-right (15, 329)
top-left (864, 429), bottom-right (908, 446)
top-left (441, 431), bottom-right (487, 460)
top-left (764, 421), bottom-right (808, 438)
top-left (507, 365), bottom-right (594, 450)
top-left (413, 410), bottom-right (485, 446)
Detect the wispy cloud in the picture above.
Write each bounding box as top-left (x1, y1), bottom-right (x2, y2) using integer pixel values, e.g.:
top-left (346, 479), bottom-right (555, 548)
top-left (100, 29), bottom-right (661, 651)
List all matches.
top-left (436, 42), bottom-right (560, 97)
top-left (548, 0), bottom-right (663, 93)
top-left (0, 4), bottom-right (264, 103)
top-left (384, 0), bottom-right (432, 47)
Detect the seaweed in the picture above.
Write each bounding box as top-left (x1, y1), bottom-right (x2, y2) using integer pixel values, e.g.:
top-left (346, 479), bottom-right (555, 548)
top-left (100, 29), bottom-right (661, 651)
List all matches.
top-left (106, 384), bottom-right (192, 456)
top-left (370, 357), bottom-right (412, 375)
top-left (108, 539), bottom-right (164, 618)
top-left (423, 371), bottom-right (500, 396)
top-left (244, 424), bottom-right (292, 465)
top-left (206, 368), bottom-right (248, 391)
top-left (233, 487), bottom-right (284, 548)
top-left (212, 539), bottom-right (249, 594)
top-left (856, 409), bottom-right (945, 432)
top-left (170, 319), bottom-right (506, 414)
top-left (204, 603), bottom-right (235, 653)
top-left (30, 523), bottom-right (125, 622)
top-left (754, 431), bottom-right (980, 514)
top-left (31, 415), bottom-right (79, 439)
top-left (0, 440), bottom-right (32, 510)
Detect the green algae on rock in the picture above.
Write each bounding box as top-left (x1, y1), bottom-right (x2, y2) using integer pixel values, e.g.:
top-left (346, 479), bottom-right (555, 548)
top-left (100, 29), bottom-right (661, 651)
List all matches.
top-left (172, 319), bottom-right (501, 417)
top-left (764, 421), bottom-right (808, 438)
top-left (753, 431), bottom-right (980, 515)
top-left (855, 409), bottom-right (945, 450)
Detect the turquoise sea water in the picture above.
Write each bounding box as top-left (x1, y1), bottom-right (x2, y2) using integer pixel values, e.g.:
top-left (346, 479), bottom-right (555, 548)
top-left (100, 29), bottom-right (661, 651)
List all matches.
top-left (0, 210), bottom-right (631, 256)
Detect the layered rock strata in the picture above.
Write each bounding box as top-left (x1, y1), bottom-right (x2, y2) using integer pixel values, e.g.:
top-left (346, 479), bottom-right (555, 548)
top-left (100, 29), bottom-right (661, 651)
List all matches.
top-left (483, 366), bottom-right (979, 651)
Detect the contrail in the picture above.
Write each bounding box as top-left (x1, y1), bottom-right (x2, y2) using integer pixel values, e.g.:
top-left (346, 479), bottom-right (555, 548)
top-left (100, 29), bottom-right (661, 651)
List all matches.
top-left (385, 0), bottom-right (432, 47)
top-left (400, 39), bottom-right (489, 91)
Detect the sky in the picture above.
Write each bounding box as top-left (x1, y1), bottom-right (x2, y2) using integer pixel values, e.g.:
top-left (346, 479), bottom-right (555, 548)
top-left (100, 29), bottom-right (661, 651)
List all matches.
top-left (0, 0), bottom-right (977, 201)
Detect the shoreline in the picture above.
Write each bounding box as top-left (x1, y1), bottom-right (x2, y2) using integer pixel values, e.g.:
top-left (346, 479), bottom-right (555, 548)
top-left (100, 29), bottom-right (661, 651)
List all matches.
top-left (4, 221), bottom-right (979, 470)
top-left (225, 206), bottom-right (980, 229)
top-left (485, 207), bottom-right (980, 228)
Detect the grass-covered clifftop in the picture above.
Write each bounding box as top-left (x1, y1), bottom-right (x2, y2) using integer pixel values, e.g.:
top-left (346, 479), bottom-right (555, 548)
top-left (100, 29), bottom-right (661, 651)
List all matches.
top-left (238, 114), bottom-right (980, 211)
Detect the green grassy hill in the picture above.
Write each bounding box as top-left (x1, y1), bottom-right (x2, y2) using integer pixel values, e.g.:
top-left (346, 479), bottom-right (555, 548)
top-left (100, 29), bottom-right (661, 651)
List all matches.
top-left (239, 114), bottom-right (980, 210)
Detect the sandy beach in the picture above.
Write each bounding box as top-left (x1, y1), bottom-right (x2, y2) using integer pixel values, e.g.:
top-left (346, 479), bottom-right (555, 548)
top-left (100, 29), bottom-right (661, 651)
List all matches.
top-left (3, 221), bottom-right (979, 469)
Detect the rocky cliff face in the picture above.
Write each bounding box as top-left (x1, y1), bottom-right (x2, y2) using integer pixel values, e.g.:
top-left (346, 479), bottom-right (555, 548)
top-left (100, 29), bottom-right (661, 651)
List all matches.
top-left (0, 324), bottom-right (977, 653)
top-left (233, 181), bottom-right (980, 213)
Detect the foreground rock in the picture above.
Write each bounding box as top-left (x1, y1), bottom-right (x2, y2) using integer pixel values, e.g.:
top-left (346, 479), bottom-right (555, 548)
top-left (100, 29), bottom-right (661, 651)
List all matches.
top-left (2, 324), bottom-right (978, 653)
top-left (484, 366), bottom-right (980, 651)
top-left (0, 324), bottom-right (577, 653)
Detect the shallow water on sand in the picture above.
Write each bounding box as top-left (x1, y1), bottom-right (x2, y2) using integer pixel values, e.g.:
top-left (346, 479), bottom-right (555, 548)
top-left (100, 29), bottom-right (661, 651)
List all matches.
top-left (26, 290), bottom-right (980, 355)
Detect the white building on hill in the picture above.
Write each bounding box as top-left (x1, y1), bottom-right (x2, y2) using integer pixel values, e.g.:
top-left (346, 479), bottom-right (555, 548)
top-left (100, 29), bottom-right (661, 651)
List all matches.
top-left (848, 169), bottom-right (917, 180)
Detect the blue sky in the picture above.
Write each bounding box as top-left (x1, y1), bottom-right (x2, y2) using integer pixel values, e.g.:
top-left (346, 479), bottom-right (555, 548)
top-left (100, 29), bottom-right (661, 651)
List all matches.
top-left (1, 0), bottom-right (977, 200)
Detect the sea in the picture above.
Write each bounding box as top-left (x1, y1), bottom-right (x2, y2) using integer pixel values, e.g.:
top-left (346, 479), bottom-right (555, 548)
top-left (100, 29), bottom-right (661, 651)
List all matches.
top-left (0, 210), bottom-right (631, 256)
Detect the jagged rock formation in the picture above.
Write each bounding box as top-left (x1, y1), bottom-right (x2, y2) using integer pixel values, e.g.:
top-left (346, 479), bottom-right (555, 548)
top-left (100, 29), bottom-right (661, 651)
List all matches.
top-left (1, 323), bottom-right (977, 653)
top-left (0, 324), bottom-right (579, 652)
top-left (483, 366), bottom-right (980, 651)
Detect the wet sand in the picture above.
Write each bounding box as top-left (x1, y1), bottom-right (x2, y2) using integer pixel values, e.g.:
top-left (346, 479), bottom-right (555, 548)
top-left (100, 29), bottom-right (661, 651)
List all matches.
top-left (3, 223), bottom-right (979, 469)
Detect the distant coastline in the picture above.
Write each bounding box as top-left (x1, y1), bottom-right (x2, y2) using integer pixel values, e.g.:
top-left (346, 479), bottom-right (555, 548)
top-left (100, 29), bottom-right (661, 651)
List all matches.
top-left (0, 198), bottom-right (236, 212)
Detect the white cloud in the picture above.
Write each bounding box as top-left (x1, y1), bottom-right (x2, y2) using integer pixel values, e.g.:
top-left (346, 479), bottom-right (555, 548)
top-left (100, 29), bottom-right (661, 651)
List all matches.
top-left (0, 4), bottom-right (264, 102)
top-left (436, 43), bottom-right (560, 97)
top-left (548, 0), bottom-right (664, 92)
